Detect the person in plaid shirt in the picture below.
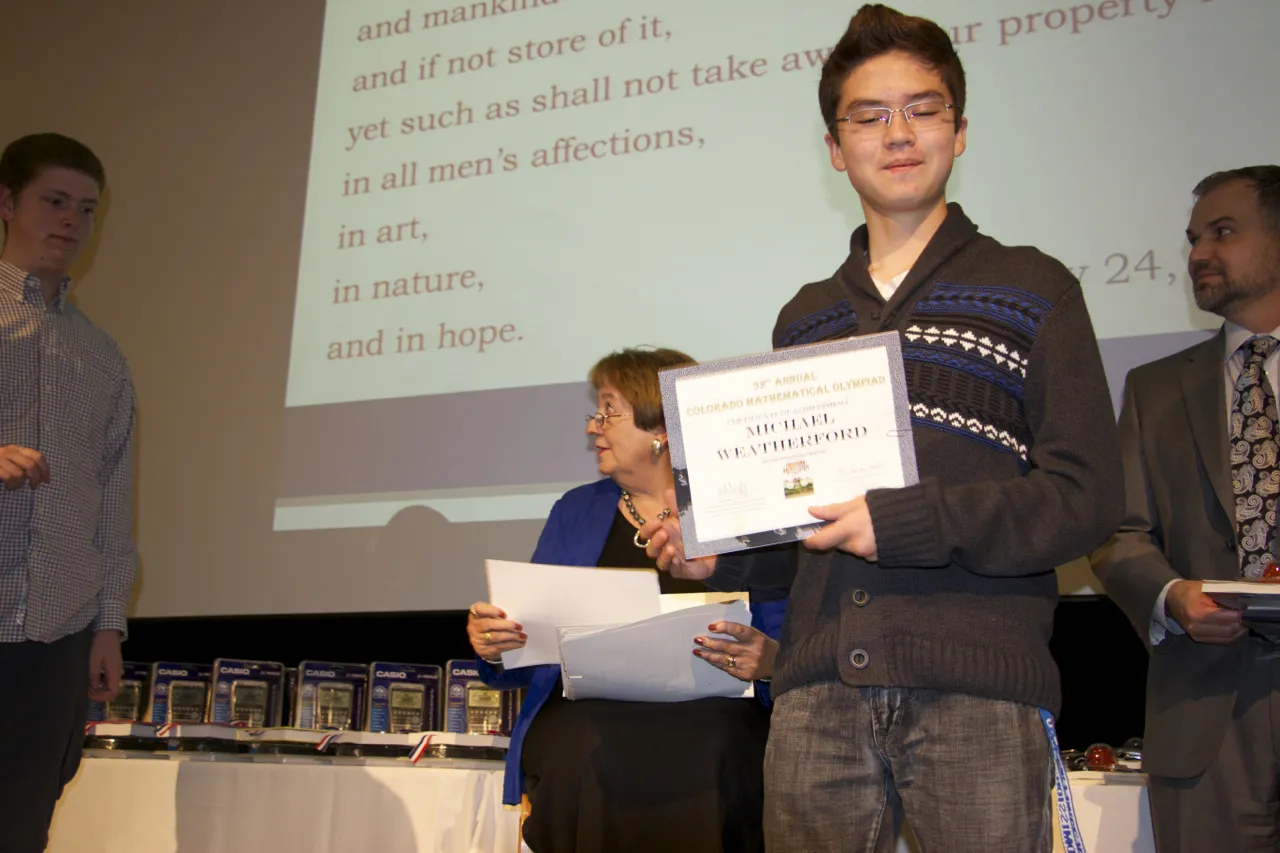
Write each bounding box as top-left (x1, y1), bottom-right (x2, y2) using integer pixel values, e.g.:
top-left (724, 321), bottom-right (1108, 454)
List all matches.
top-left (0, 133), bottom-right (138, 852)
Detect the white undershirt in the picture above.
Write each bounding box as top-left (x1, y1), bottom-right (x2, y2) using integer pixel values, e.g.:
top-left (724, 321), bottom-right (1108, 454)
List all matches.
top-left (870, 270), bottom-right (908, 302)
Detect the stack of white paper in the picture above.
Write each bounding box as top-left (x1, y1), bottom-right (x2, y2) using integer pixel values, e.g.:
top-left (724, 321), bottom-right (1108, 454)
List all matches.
top-left (485, 559), bottom-right (662, 668)
top-left (485, 560), bottom-right (757, 702)
top-left (558, 601), bottom-right (753, 702)
top-left (1202, 580), bottom-right (1280, 611)
top-left (1203, 580), bottom-right (1280, 635)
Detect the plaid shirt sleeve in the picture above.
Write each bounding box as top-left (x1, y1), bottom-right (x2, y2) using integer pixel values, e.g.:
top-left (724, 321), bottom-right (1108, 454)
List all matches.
top-left (90, 364), bottom-right (139, 638)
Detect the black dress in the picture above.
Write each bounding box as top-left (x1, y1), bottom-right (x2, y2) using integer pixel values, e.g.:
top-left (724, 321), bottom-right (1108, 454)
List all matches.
top-left (519, 509), bottom-right (771, 853)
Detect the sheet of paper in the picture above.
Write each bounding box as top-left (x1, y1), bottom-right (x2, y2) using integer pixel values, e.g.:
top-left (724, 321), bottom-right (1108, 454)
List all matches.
top-left (659, 332), bottom-right (918, 557)
top-left (484, 559), bottom-right (662, 669)
top-left (558, 601), bottom-right (754, 702)
top-left (659, 591), bottom-right (748, 614)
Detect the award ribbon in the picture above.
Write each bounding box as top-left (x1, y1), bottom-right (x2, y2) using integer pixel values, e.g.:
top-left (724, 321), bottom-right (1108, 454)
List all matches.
top-left (410, 733), bottom-right (435, 764)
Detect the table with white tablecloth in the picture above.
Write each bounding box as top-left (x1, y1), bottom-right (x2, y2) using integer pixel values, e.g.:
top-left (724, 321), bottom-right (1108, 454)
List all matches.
top-left (47, 753), bottom-right (521, 853)
top-left (893, 770), bottom-right (1155, 853)
top-left (48, 755), bottom-right (1152, 853)
top-left (1057, 771), bottom-right (1155, 853)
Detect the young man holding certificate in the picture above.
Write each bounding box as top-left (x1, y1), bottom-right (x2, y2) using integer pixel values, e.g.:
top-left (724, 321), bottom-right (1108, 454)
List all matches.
top-left (643, 5), bottom-right (1123, 851)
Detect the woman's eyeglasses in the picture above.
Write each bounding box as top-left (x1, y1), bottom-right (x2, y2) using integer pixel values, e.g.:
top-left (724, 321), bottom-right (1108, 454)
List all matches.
top-left (585, 412), bottom-right (631, 429)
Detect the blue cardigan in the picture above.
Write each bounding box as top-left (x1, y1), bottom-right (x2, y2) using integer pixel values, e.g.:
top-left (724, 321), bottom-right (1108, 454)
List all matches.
top-left (477, 477), bottom-right (788, 806)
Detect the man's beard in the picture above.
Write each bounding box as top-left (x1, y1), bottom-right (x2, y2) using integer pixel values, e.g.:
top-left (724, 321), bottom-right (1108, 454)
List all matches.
top-left (1193, 252), bottom-right (1280, 318)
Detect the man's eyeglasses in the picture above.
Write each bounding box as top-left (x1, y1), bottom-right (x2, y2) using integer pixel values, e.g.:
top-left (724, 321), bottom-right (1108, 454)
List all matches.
top-left (829, 102), bottom-right (955, 136)
top-left (585, 412), bottom-right (630, 430)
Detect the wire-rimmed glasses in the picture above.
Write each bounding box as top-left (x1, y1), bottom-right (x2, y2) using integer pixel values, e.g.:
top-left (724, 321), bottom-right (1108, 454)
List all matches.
top-left (829, 101), bottom-right (955, 135)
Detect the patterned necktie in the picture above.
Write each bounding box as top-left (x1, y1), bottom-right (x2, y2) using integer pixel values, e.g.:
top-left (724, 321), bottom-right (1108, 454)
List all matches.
top-left (1231, 334), bottom-right (1280, 578)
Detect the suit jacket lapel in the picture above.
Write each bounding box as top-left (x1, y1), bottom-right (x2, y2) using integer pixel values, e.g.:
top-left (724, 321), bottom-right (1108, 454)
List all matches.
top-left (1179, 329), bottom-right (1232, 523)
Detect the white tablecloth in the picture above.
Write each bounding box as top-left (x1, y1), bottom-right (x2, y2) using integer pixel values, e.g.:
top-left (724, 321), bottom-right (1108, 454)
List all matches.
top-left (1058, 771), bottom-right (1156, 853)
top-left (895, 771), bottom-right (1155, 853)
top-left (47, 754), bottom-right (521, 853)
top-left (49, 757), bottom-right (1152, 853)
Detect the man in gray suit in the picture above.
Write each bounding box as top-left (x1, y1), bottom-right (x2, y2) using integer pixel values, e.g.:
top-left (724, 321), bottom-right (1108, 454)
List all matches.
top-left (1092, 164), bottom-right (1280, 852)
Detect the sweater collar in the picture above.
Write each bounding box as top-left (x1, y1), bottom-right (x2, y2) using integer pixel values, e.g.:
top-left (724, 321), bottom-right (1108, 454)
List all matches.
top-left (836, 202), bottom-right (979, 308)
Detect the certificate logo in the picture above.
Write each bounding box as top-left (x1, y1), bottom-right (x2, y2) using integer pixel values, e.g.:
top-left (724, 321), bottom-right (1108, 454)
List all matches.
top-left (782, 460), bottom-right (814, 499)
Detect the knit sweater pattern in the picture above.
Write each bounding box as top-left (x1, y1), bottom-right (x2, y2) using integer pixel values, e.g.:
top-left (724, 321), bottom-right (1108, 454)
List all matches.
top-left (712, 204), bottom-right (1124, 715)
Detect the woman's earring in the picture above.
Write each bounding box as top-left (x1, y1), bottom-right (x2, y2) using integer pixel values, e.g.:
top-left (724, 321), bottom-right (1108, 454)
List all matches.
top-left (652, 438), bottom-right (665, 457)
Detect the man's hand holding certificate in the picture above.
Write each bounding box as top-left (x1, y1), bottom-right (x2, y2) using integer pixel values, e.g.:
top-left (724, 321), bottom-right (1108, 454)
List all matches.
top-left (650, 333), bottom-right (918, 561)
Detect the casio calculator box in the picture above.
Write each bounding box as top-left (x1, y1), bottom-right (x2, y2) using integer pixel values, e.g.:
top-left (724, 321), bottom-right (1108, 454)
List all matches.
top-left (366, 662), bottom-right (441, 733)
top-left (146, 662), bottom-right (214, 723)
top-left (445, 659), bottom-right (516, 735)
top-left (209, 658), bottom-right (285, 727)
top-left (283, 667), bottom-right (298, 726)
top-left (294, 661), bottom-right (368, 731)
top-left (87, 661), bottom-right (150, 722)
top-left (502, 688), bottom-right (522, 733)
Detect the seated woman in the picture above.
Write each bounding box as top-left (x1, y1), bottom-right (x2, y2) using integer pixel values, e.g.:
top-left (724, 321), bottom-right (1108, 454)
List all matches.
top-left (467, 347), bottom-right (786, 853)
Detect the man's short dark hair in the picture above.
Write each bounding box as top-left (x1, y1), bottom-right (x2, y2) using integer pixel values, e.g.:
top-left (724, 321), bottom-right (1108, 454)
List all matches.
top-left (0, 133), bottom-right (106, 198)
top-left (1193, 166), bottom-right (1280, 236)
top-left (819, 4), bottom-right (966, 131)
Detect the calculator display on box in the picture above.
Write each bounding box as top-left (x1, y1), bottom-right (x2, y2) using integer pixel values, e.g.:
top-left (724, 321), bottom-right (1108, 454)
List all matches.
top-left (105, 680), bottom-right (143, 721)
top-left (388, 683), bottom-right (426, 733)
top-left (465, 682), bottom-right (501, 734)
top-left (229, 681), bottom-right (269, 726)
top-left (314, 683), bottom-right (354, 730)
top-left (167, 681), bottom-right (208, 722)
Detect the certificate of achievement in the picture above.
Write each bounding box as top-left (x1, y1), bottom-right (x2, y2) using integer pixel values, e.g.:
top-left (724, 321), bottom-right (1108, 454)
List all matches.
top-left (659, 332), bottom-right (918, 558)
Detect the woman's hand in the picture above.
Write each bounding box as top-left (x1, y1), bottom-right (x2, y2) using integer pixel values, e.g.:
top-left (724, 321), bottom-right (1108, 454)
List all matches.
top-left (692, 620), bottom-right (779, 682)
top-left (640, 488), bottom-right (717, 579)
top-left (468, 602), bottom-right (526, 662)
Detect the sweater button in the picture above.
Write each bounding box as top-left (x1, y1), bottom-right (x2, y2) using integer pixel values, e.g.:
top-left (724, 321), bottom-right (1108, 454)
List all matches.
top-left (870, 310), bottom-right (881, 321)
top-left (1225, 537), bottom-right (1236, 552)
top-left (850, 649), bottom-right (869, 669)
top-left (852, 589), bottom-right (870, 607)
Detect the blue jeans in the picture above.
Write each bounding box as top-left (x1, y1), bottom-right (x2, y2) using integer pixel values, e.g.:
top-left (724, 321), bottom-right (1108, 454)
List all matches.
top-left (764, 682), bottom-right (1053, 853)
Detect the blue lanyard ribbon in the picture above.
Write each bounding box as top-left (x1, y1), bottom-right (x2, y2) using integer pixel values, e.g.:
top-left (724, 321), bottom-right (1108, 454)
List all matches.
top-left (1040, 708), bottom-right (1087, 852)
